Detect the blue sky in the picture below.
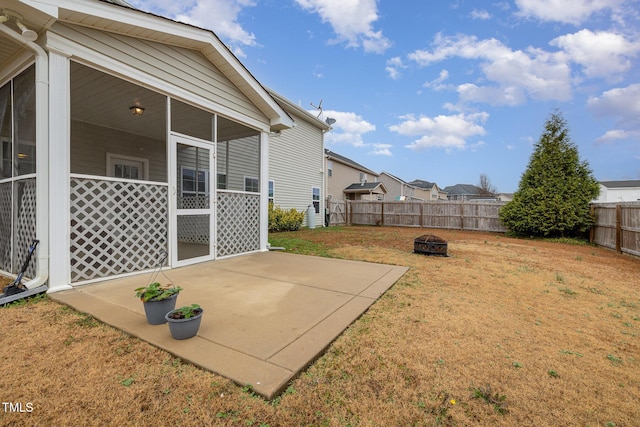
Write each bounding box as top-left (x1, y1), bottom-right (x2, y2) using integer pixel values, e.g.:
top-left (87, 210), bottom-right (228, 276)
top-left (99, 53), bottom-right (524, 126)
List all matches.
top-left (129, 0), bottom-right (640, 193)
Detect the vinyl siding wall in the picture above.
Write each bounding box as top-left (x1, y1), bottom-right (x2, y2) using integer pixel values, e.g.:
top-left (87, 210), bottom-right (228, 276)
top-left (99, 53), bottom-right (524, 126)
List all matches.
top-left (269, 113), bottom-right (324, 226)
top-left (71, 120), bottom-right (167, 182)
top-left (50, 22), bottom-right (267, 125)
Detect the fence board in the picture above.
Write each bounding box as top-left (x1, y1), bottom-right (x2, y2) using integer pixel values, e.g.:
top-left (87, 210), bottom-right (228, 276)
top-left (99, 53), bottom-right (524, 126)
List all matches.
top-left (340, 200), bottom-right (507, 232)
top-left (591, 202), bottom-right (640, 257)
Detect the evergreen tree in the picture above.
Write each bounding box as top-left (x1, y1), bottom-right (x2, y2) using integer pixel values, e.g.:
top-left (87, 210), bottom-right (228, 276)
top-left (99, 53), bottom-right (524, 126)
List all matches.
top-left (500, 112), bottom-right (599, 237)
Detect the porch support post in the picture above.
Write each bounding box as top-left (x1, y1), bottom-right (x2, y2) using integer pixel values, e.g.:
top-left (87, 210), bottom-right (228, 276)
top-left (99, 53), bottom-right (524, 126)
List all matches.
top-left (260, 131), bottom-right (269, 252)
top-left (47, 49), bottom-right (72, 292)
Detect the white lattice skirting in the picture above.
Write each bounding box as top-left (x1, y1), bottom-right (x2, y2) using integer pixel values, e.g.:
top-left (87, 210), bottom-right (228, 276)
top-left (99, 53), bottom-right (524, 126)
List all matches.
top-left (216, 191), bottom-right (260, 257)
top-left (70, 177), bottom-right (168, 282)
top-left (0, 178), bottom-right (37, 278)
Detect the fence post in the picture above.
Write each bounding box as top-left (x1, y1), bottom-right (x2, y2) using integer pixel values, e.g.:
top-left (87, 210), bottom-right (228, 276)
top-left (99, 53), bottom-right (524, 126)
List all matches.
top-left (381, 202), bottom-right (385, 226)
top-left (589, 204), bottom-right (595, 243)
top-left (420, 202), bottom-right (423, 228)
top-left (616, 204), bottom-right (622, 253)
top-left (460, 200), bottom-right (465, 230)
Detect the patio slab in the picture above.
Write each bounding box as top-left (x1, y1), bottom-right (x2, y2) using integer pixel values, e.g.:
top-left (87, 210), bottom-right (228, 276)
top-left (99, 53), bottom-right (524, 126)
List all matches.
top-left (49, 251), bottom-right (408, 399)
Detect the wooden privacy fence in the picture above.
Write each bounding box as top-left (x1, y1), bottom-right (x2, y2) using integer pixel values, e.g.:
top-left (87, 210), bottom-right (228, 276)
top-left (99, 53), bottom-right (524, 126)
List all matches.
top-left (591, 203), bottom-right (640, 257)
top-left (327, 200), bottom-right (508, 233)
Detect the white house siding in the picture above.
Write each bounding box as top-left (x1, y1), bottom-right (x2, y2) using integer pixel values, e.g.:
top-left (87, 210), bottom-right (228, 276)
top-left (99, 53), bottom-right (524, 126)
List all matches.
top-left (70, 121), bottom-right (167, 182)
top-left (269, 113), bottom-right (324, 227)
top-left (49, 22), bottom-right (268, 126)
top-left (596, 185), bottom-right (640, 202)
top-left (217, 135), bottom-right (261, 192)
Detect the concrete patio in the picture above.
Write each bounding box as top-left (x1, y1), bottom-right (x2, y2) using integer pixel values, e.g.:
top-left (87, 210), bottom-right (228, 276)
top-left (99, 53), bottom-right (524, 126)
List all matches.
top-left (49, 251), bottom-right (408, 399)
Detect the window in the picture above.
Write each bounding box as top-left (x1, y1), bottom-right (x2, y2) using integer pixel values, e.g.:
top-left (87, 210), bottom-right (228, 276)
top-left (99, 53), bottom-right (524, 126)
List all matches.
top-left (182, 167), bottom-right (209, 196)
top-left (312, 187), bottom-right (320, 214)
top-left (327, 160), bottom-right (333, 177)
top-left (106, 153), bottom-right (149, 180)
top-left (217, 173), bottom-right (227, 190)
top-left (359, 172), bottom-right (367, 183)
top-left (244, 176), bottom-right (259, 193)
top-left (269, 180), bottom-right (275, 204)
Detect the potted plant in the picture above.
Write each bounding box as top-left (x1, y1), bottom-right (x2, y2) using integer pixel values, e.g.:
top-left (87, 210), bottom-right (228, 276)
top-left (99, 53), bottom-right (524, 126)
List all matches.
top-left (135, 282), bottom-right (183, 325)
top-left (165, 304), bottom-right (204, 340)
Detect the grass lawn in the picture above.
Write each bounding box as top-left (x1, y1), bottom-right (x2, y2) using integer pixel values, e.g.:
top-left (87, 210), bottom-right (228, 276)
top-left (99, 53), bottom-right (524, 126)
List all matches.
top-left (1, 226), bottom-right (639, 426)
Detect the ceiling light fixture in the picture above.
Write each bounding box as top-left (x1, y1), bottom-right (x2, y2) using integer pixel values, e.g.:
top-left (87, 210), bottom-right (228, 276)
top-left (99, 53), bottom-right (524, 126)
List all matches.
top-left (129, 105), bottom-right (145, 116)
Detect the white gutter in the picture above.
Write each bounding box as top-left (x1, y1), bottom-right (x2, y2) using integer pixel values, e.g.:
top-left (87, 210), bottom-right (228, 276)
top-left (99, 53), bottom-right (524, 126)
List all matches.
top-left (0, 23), bottom-right (50, 291)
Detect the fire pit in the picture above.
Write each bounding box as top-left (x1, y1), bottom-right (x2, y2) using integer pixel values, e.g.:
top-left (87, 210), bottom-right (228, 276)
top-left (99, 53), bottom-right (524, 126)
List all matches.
top-left (414, 234), bottom-right (448, 256)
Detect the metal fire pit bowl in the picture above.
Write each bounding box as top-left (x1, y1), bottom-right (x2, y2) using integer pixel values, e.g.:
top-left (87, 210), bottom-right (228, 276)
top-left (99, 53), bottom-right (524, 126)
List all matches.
top-left (414, 234), bottom-right (449, 256)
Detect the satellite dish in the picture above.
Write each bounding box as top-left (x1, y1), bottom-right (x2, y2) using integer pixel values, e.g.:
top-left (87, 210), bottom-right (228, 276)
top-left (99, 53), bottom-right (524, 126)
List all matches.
top-left (325, 117), bottom-right (336, 126)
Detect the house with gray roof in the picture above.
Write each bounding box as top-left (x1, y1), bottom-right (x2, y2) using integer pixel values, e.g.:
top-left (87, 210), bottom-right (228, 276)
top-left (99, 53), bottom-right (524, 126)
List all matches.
top-left (409, 179), bottom-right (448, 200)
top-left (594, 180), bottom-right (640, 203)
top-left (325, 149), bottom-right (385, 201)
top-left (442, 184), bottom-right (484, 201)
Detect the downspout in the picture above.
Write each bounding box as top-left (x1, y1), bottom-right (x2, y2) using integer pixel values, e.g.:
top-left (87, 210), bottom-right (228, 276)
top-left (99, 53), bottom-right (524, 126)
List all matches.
top-left (0, 22), bottom-right (50, 290)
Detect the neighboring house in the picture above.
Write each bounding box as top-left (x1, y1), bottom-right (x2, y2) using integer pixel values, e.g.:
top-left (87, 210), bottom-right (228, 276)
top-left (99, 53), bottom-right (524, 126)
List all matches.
top-left (0, 0), bottom-right (320, 294)
top-left (496, 193), bottom-right (514, 202)
top-left (442, 184), bottom-right (484, 201)
top-left (594, 180), bottom-right (640, 203)
top-left (409, 179), bottom-right (448, 201)
top-left (343, 182), bottom-right (388, 201)
top-left (267, 90), bottom-right (330, 228)
top-left (379, 172), bottom-right (430, 201)
top-left (325, 149), bottom-right (385, 200)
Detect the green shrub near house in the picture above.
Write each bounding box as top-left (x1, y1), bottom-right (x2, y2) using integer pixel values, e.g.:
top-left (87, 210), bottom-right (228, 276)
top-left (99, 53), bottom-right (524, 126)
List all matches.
top-left (269, 203), bottom-right (305, 232)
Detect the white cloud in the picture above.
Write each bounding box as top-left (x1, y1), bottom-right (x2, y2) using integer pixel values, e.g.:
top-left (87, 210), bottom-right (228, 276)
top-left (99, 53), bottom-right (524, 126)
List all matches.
top-left (515, 0), bottom-right (625, 24)
top-left (457, 83), bottom-right (526, 106)
top-left (471, 9), bottom-right (491, 20)
top-left (131, 0), bottom-right (257, 52)
top-left (385, 57), bottom-right (406, 79)
top-left (550, 29), bottom-right (640, 80)
top-left (594, 129), bottom-right (640, 144)
top-left (369, 144), bottom-right (393, 156)
top-left (408, 33), bottom-right (572, 105)
top-left (389, 112), bottom-right (489, 151)
top-left (588, 84), bottom-right (640, 143)
top-left (588, 84), bottom-right (640, 125)
top-left (423, 69), bottom-right (450, 91)
top-left (294, 0), bottom-right (391, 53)
top-left (319, 110), bottom-right (376, 147)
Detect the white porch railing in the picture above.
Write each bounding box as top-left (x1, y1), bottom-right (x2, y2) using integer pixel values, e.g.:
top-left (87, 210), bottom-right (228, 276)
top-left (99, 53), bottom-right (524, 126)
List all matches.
top-left (69, 176), bottom-right (169, 282)
top-left (0, 177), bottom-right (37, 278)
top-left (216, 190), bottom-right (260, 257)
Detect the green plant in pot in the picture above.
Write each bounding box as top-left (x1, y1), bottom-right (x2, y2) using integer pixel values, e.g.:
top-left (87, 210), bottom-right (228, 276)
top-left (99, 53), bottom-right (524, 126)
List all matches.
top-left (135, 282), bottom-right (183, 325)
top-left (165, 304), bottom-right (204, 340)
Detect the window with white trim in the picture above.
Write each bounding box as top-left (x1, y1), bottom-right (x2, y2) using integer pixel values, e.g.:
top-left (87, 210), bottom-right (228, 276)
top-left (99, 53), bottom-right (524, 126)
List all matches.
top-left (106, 153), bottom-right (149, 181)
top-left (244, 176), bottom-right (259, 193)
top-left (182, 167), bottom-right (209, 196)
top-left (269, 180), bottom-right (275, 204)
top-left (312, 187), bottom-right (320, 213)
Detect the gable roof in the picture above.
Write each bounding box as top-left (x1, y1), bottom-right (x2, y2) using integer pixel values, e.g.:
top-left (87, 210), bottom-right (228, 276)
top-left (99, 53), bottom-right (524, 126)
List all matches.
top-left (443, 184), bottom-right (482, 195)
top-left (410, 179), bottom-right (437, 189)
top-left (600, 180), bottom-right (640, 189)
top-left (380, 171), bottom-right (409, 185)
top-left (325, 149), bottom-right (378, 176)
top-left (15, 0), bottom-right (293, 131)
top-left (267, 88), bottom-right (331, 131)
top-left (344, 182), bottom-right (388, 194)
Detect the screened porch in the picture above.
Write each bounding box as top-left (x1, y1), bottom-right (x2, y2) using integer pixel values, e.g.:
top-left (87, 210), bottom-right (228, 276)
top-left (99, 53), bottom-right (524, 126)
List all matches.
top-left (68, 61), bottom-right (263, 283)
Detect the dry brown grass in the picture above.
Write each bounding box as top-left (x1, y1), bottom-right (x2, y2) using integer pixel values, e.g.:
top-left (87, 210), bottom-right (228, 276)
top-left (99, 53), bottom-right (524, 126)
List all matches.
top-left (1, 226), bottom-right (639, 426)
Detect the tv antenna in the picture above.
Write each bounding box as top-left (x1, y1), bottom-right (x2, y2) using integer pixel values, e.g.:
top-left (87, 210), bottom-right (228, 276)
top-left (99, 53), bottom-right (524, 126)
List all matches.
top-left (310, 99), bottom-right (323, 118)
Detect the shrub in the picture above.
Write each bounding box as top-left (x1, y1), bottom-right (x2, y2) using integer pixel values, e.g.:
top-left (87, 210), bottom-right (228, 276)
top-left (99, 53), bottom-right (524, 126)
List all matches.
top-left (269, 203), bottom-right (305, 232)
